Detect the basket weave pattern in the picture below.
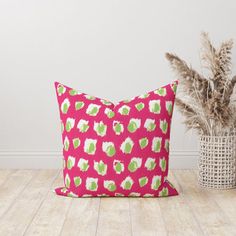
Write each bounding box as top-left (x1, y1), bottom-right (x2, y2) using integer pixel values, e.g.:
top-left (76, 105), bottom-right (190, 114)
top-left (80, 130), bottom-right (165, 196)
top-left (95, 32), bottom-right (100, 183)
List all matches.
top-left (199, 133), bottom-right (236, 189)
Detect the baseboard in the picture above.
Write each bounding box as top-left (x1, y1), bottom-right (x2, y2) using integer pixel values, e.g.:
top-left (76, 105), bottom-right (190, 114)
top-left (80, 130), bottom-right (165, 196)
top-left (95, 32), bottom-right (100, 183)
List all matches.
top-left (169, 151), bottom-right (198, 169)
top-left (0, 150), bottom-right (198, 169)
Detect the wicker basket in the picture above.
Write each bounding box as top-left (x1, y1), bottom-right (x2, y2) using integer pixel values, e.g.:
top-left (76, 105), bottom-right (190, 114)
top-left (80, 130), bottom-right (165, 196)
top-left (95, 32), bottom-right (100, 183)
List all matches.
top-left (199, 132), bottom-right (236, 189)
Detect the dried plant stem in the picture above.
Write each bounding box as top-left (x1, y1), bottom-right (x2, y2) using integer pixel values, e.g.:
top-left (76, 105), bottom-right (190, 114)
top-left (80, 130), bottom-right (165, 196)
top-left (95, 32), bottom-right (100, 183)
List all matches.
top-left (166, 32), bottom-right (236, 136)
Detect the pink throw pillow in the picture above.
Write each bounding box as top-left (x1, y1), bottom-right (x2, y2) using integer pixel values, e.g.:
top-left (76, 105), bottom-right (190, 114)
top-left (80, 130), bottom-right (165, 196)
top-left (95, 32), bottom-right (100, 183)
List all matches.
top-left (54, 81), bottom-right (178, 197)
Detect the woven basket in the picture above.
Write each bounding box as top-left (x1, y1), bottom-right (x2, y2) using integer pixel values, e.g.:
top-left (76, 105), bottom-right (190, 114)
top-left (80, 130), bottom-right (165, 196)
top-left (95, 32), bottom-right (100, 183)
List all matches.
top-left (199, 132), bottom-right (236, 189)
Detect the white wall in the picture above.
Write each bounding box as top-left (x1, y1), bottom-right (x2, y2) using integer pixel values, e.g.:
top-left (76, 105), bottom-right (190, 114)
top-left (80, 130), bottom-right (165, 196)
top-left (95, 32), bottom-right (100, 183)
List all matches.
top-left (0, 0), bottom-right (236, 168)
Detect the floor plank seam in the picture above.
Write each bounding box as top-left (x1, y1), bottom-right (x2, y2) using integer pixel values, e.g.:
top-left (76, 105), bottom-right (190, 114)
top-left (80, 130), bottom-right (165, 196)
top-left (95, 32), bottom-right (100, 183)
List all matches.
top-left (128, 198), bottom-right (133, 236)
top-left (58, 197), bottom-right (73, 236)
top-left (155, 198), bottom-right (168, 236)
top-left (157, 171), bottom-right (175, 235)
top-left (172, 171), bottom-right (207, 236)
top-left (22, 170), bottom-right (60, 236)
top-left (94, 198), bottom-right (101, 236)
top-left (157, 199), bottom-right (171, 236)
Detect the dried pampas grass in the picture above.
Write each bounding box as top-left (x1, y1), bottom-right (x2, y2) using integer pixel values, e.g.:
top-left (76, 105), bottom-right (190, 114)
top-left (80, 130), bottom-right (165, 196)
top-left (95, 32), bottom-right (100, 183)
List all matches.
top-left (166, 32), bottom-right (236, 136)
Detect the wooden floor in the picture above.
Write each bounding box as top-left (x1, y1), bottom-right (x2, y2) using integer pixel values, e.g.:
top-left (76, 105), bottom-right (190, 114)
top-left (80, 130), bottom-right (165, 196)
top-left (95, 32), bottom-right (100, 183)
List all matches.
top-left (0, 170), bottom-right (235, 236)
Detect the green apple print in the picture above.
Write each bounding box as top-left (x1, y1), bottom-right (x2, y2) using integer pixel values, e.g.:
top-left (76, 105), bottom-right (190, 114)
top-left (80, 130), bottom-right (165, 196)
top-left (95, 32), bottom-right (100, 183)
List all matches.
top-left (86, 104), bottom-right (101, 116)
top-left (113, 160), bottom-right (124, 174)
top-left (160, 120), bottom-right (168, 134)
top-left (61, 98), bottom-right (70, 114)
top-left (151, 176), bottom-right (161, 190)
top-left (104, 180), bottom-right (117, 192)
top-left (74, 177), bottom-right (82, 187)
top-left (165, 139), bottom-right (169, 152)
top-left (121, 177), bottom-right (134, 190)
top-left (97, 194), bottom-right (109, 197)
top-left (143, 194), bottom-right (154, 197)
top-left (139, 177), bottom-right (148, 187)
top-left (128, 157), bottom-right (142, 173)
top-left (81, 194), bottom-right (93, 197)
top-left (139, 93), bottom-right (149, 99)
top-left (69, 89), bottom-right (79, 96)
top-left (105, 108), bottom-right (115, 118)
top-left (63, 159), bottom-right (66, 169)
top-left (135, 102), bottom-right (145, 111)
top-left (85, 95), bottom-right (96, 100)
top-left (145, 158), bottom-right (156, 171)
top-left (86, 178), bottom-right (98, 191)
top-left (77, 158), bottom-right (89, 172)
top-left (171, 83), bottom-right (177, 94)
top-left (149, 100), bottom-right (161, 114)
top-left (94, 121), bottom-right (107, 137)
top-left (94, 160), bottom-right (107, 176)
top-left (115, 193), bottom-right (124, 197)
top-left (67, 156), bottom-right (75, 170)
top-left (65, 118), bottom-right (75, 132)
top-left (122, 99), bottom-right (131, 103)
top-left (152, 137), bottom-right (162, 153)
top-left (120, 137), bottom-right (134, 154)
top-left (73, 138), bottom-right (80, 149)
top-left (61, 187), bottom-right (67, 194)
top-left (159, 187), bottom-right (169, 197)
top-left (102, 142), bottom-right (116, 157)
top-left (67, 192), bottom-right (78, 198)
top-left (113, 121), bottom-right (124, 135)
top-left (166, 101), bottom-right (173, 116)
top-left (84, 139), bottom-right (97, 155)
top-left (75, 101), bottom-right (84, 111)
top-left (64, 136), bottom-right (70, 151)
top-left (128, 119), bottom-right (141, 133)
top-left (57, 84), bottom-right (66, 96)
top-left (160, 157), bottom-right (167, 172)
top-left (144, 119), bottom-right (156, 132)
top-left (77, 119), bottom-right (89, 133)
top-left (61, 121), bottom-right (64, 133)
top-left (100, 99), bottom-right (112, 106)
top-left (154, 87), bottom-right (166, 96)
top-left (129, 192), bottom-right (141, 197)
top-left (118, 105), bottom-right (130, 115)
top-left (65, 174), bottom-right (70, 188)
top-left (139, 137), bottom-right (148, 149)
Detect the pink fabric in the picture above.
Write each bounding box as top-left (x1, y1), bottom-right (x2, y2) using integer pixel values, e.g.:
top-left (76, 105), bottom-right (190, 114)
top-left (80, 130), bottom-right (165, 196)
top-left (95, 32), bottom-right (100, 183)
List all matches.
top-left (54, 81), bottom-right (178, 197)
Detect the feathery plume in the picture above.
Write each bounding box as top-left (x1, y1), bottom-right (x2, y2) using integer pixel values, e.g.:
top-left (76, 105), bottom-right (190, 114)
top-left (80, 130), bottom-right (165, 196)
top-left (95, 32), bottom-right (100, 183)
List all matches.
top-left (166, 33), bottom-right (236, 135)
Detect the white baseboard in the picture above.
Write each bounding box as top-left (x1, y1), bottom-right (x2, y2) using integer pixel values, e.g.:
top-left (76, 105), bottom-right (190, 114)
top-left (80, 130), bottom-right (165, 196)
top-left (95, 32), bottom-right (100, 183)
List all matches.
top-left (0, 150), bottom-right (198, 169)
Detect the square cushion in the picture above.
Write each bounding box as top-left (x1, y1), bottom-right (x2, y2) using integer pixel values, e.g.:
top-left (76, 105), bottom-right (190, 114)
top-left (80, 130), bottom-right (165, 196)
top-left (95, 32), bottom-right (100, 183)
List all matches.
top-left (54, 81), bottom-right (178, 197)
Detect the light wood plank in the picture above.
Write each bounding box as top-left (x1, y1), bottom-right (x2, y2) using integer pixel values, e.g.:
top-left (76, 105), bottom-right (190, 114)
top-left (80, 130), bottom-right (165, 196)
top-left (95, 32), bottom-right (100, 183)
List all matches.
top-left (60, 198), bottom-right (100, 236)
top-left (210, 187), bottom-right (236, 222)
top-left (24, 172), bottom-right (72, 236)
top-left (174, 170), bottom-right (236, 236)
top-left (0, 170), bottom-right (58, 236)
top-left (0, 170), bottom-right (35, 218)
top-left (96, 198), bottom-right (132, 236)
top-left (192, 170), bottom-right (236, 223)
top-left (130, 198), bottom-right (167, 236)
top-left (0, 169), bottom-right (235, 236)
top-left (157, 171), bottom-right (203, 236)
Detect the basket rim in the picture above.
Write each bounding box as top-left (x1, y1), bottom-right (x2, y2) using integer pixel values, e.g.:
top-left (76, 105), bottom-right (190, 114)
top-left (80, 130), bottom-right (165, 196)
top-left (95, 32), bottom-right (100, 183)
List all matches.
top-left (200, 131), bottom-right (236, 139)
